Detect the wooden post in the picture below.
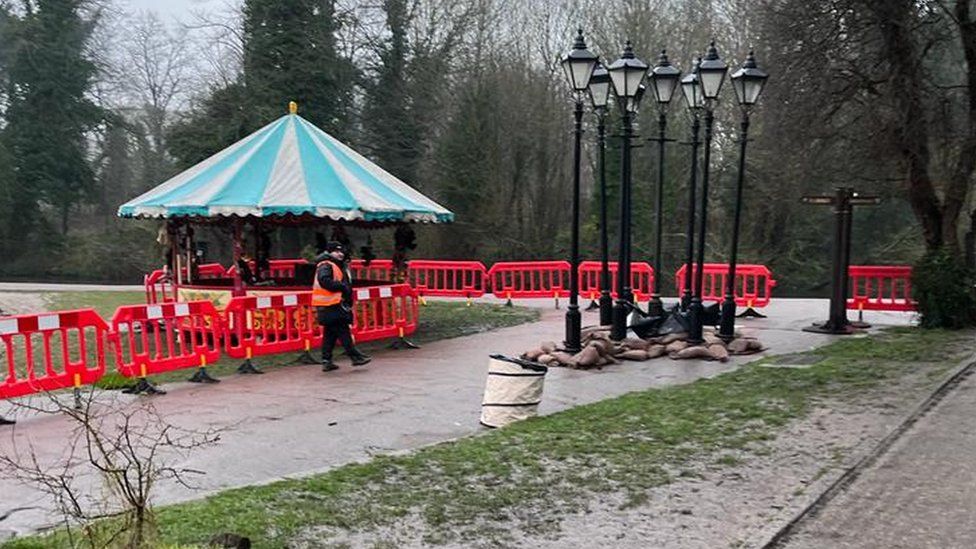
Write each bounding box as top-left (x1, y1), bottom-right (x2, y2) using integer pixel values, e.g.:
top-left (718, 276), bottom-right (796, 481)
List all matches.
top-left (232, 219), bottom-right (244, 296)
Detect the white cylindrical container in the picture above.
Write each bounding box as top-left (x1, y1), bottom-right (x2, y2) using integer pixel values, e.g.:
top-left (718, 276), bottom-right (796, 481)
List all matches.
top-left (480, 354), bottom-right (548, 428)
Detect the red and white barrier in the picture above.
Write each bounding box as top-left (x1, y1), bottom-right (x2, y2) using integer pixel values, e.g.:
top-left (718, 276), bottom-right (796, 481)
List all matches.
top-left (0, 309), bottom-right (108, 401)
top-left (110, 301), bottom-right (223, 389)
top-left (674, 263), bottom-right (777, 312)
top-left (848, 265), bottom-right (916, 312)
top-left (578, 261), bottom-right (655, 302)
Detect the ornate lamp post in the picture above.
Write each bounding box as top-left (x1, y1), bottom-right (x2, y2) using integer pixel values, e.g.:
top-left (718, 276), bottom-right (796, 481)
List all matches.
top-left (679, 58), bottom-right (704, 311)
top-left (719, 51), bottom-right (769, 342)
top-left (560, 29), bottom-right (599, 352)
top-left (646, 50), bottom-right (682, 317)
top-left (687, 42), bottom-right (727, 345)
top-left (607, 41), bottom-right (648, 341)
top-left (587, 63), bottom-right (614, 326)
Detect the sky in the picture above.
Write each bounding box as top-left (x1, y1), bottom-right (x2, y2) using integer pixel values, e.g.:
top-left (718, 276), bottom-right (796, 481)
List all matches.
top-left (125, 0), bottom-right (235, 21)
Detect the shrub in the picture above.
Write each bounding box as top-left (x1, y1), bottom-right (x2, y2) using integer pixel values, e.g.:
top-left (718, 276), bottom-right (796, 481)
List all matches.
top-left (912, 247), bottom-right (976, 328)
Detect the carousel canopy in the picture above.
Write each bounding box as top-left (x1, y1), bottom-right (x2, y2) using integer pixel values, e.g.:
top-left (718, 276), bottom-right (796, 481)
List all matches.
top-left (118, 105), bottom-right (453, 223)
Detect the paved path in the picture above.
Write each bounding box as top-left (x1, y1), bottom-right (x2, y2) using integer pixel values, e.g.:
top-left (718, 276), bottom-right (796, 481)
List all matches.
top-left (0, 282), bottom-right (144, 293)
top-left (0, 299), bottom-right (913, 537)
top-left (782, 368), bottom-right (976, 549)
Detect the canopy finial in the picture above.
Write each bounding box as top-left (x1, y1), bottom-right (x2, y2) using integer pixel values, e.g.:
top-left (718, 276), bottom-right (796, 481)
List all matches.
top-left (288, 101), bottom-right (298, 114)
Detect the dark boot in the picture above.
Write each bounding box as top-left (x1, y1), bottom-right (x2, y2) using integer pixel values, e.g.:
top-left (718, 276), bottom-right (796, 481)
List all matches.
top-left (321, 359), bottom-right (339, 372)
top-left (350, 354), bottom-right (372, 367)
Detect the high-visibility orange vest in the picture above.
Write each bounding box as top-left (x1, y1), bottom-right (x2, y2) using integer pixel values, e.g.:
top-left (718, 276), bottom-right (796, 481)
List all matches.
top-left (312, 261), bottom-right (344, 307)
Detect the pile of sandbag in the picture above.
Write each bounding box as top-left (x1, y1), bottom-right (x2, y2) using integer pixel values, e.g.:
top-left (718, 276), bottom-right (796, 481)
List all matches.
top-left (521, 326), bottom-right (764, 369)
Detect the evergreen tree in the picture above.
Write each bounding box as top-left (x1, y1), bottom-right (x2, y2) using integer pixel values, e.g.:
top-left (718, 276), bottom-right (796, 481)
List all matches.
top-left (4, 0), bottom-right (102, 243)
top-left (362, 0), bottom-right (422, 185)
top-left (242, 0), bottom-right (355, 135)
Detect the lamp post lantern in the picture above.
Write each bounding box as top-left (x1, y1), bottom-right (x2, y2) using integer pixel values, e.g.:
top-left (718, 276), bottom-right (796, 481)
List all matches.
top-left (607, 41), bottom-right (648, 341)
top-left (560, 28), bottom-right (599, 352)
top-left (679, 58), bottom-right (703, 311)
top-left (687, 42), bottom-right (727, 345)
top-left (587, 63), bottom-right (614, 326)
top-left (647, 50), bottom-right (681, 317)
top-left (719, 51), bottom-right (769, 342)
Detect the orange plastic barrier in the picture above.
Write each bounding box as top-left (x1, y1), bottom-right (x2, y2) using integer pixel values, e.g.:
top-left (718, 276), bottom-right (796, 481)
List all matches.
top-left (0, 309), bottom-right (108, 401)
top-left (674, 263), bottom-right (777, 310)
top-left (223, 292), bottom-right (321, 365)
top-left (578, 261), bottom-right (655, 301)
top-left (351, 284), bottom-right (420, 343)
top-left (848, 265), bottom-right (916, 312)
top-left (487, 261), bottom-right (571, 305)
top-left (144, 269), bottom-right (177, 304)
top-left (407, 260), bottom-right (487, 301)
top-left (109, 301), bottom-right (223, 386)
top-left (350, 259), bottom-right (395, 282)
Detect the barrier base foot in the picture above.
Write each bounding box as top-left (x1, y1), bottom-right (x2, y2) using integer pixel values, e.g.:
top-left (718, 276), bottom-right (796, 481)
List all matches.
top-left (850, 320), bottom-right (872, 329)
top-left (505, 299), bottom-right (513, 307)
top-left (188, 367), bottom-right (220, 384)
top-left (295, 351), bottom-right (319, 365)
top-left (585, 300), bottom-right (599, 311)
top-left (237, 359), bottom-right (264, 375)
top-left (122, 378), bottom-right (166, 396)
top-left (736, 307), bottom-right (767, 319)
top-left (390, 337), bottom-right (420, 350)
top-left (0, 416), bottom-right (14, 426)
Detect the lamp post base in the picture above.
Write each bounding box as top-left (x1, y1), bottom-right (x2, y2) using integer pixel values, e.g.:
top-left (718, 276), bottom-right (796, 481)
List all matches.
top-left (802, 321), bottom-right (862, 335)
top-left (718, 297), bottom-right (737, 342)
top-left (610, 300), bottom-right (629, 341)
top-left (687, 298), bottom-right (704, 344)
top-left (647, 294), bottom-right (665, 318)
top-left (0, 415), bottom-right (14, 426)
top-left (564, 306), bottom-right (582, 353)
top-left (599, 291), bottom-right (613, 326)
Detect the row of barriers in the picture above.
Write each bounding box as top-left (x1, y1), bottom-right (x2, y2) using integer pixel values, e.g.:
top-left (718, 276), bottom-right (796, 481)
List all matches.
top-left (3, 284), bottom-right (420, 411)
top-left (143, 259), bottom-right (920, 315)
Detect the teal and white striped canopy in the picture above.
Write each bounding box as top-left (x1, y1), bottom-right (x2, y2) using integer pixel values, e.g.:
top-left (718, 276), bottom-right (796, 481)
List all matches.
top-left (118, 112), bottom-right (453, 223)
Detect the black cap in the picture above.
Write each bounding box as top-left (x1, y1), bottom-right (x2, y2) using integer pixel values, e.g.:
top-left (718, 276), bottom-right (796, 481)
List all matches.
top-left (325, 241), bottom-right (345, 252)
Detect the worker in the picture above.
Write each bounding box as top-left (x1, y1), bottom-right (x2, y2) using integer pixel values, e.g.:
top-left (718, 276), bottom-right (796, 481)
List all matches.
top-left (312, 241), bottom-right (371, 371)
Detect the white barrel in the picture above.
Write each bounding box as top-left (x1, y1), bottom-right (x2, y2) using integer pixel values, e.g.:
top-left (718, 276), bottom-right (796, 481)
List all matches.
top-left (480, 355), bottom-right (548, 428)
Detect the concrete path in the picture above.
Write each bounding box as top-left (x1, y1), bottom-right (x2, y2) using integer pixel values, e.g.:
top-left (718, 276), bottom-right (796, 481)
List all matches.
top-left (0, 299), bottom-right (914, 537)
top-left (782, 368), bottom-right (976, 549)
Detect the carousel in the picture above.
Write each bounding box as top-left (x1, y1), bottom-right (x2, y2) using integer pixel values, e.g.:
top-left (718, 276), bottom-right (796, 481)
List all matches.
top-left (120, 102), bottom-right (453, 307)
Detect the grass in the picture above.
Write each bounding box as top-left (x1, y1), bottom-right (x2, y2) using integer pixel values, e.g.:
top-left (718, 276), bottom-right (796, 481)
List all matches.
top-left (43, 291), bottom-right (147, 320)
top-left (5, 326), bottom-right (971, 548)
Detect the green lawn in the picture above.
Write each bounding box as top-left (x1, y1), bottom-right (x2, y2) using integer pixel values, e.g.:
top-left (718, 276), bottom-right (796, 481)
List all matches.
top-left (6, 326), bottom-right (971, 549)
top-left (43, 290), bottom-right (147, 320)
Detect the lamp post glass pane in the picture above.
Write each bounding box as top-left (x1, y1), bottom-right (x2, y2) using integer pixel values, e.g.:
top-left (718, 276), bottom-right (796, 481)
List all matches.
top-left (699, 69), bottom-right (726, 99)
top-left (588, 66), bottom-right (611, 109)
top-left (563, 58), bottom-right (597, 91)
top-left (682, 77), bottom-right (702, 109)
top-left (653, 77), bottom-right (679, 104)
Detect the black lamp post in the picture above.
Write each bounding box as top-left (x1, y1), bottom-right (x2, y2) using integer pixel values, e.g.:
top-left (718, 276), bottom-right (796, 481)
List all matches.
top-left (679, 58), bottom-right (704, 311)
top-left (560, 29), bottom-right (599, 352)
top-left (646, 50), bottom-right (682, 317)
top-left (587, 63), bottom-right (614, 327)
top-left (718, 51), bottom-right (769, 342)
top-left (687, 42), bottom-right (727, 345)
top-left (607, 41), bottom-right (648, 341)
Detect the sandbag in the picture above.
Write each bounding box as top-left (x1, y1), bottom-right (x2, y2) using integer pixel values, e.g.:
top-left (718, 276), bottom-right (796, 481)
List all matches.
top-left (707, 343), bottom-right (730, 362)
top-left (540, 341), bottom-right (558, 353)
top-left (572, 345), bottom-right (602, 368)
top-left (481, 355), bottom-right (548, 428)
top-left (618, 349), bottom-right (650, 361)
top-left (671, 345), bottom-right (713, 360)
top-left (665, 340), bottom-right (690, 353)
top-left (646, 344), bottom-right (667, 359)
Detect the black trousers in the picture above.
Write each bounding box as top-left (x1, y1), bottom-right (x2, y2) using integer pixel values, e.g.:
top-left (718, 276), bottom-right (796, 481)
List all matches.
top-left (317, 307), bottom-right (358, 361)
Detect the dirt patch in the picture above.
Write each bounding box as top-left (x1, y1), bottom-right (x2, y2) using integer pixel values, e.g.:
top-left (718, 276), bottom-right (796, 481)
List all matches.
top-left (0, 292), bottom-right (47, 316)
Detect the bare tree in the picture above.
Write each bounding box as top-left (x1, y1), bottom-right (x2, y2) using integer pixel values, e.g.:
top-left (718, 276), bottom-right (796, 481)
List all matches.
top-left (0, 390), bottom-right (220, 548)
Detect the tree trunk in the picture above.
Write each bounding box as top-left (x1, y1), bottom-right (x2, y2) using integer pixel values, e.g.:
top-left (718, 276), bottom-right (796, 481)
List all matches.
top-left (873, 0), bottom-right (944, 249)
top-left (944, 0), bottom-right (976, 257)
